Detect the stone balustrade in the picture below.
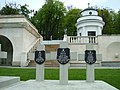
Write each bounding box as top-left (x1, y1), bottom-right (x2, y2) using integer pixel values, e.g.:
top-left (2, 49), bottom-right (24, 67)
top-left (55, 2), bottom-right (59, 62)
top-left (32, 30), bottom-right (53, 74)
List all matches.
top-left (67, 36), bottom-right (98, 44)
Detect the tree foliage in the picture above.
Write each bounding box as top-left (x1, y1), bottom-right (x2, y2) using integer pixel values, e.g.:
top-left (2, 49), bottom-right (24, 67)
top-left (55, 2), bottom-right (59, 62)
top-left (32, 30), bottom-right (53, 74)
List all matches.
top-left (64, 8), bottom-right (80, 36)
top-left (98, 8), bottom-right (112, 34)
top-left (31, 0), bottom-right (66, 40)
top-left (18, 4), bottom-right (31, 18)
top-left (0, 3), bottom-right (32, 19)
top-left (0, 4), bottom-right (19, 15)
top-left (114, 10), bottom-right (120, 33)
top-left (98, 8), bottom-right (119, 34)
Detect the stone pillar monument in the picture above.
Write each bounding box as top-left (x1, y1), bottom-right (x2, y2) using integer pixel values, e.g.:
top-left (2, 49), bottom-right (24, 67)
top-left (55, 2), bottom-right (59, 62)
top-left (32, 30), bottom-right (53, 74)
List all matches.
top-left (85, 44), bottom-right (96, 83)
top-left (35, 44), bottom-right (45, 81)
top-left (57, 41), bottom-right (70, 85)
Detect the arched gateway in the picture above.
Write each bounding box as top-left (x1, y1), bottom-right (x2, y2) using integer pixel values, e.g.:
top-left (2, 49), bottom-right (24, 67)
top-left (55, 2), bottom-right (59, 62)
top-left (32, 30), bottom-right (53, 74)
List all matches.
top-left (0, 35), bottom-right (13, 66)
top-left (0, 15), bottom-right (42, 66)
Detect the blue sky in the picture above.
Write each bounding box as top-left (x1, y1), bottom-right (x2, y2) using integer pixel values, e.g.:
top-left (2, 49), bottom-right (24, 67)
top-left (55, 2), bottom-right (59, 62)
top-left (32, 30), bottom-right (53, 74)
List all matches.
top-left (0, 0), bottom-right (120, 12)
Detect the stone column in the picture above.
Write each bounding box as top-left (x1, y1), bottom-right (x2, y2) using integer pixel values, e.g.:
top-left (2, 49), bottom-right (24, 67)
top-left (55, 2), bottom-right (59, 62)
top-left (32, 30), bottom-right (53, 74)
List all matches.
top-left (36, 44), bottom-right (45, 82)
top-left (63, 34), bottom-right (68, 41)
top-left (86, 44), bottom-right (95, 83)
top-left (59, 42), bottom-right (69, 85)
top-left (20, 52), bottom-right (27, 67)
top-left (36, 64), bottom-right (44, 81)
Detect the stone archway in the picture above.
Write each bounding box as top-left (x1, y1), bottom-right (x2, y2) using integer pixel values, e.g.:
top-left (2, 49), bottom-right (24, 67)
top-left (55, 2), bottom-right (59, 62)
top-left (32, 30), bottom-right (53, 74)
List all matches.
top-left (0, 35), bottom-right (13, 66)
top-left (106, 42), bottom-right (120, 61)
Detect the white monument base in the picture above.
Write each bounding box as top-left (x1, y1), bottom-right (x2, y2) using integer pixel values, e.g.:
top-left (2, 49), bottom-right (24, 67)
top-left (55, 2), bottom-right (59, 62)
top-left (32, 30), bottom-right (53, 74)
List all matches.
top-left (2, 80), bottom-right (118, 90)
top-left (0, 76), bottom-right (20, 88)
top-left (60, 64), bottom-right (68, 85)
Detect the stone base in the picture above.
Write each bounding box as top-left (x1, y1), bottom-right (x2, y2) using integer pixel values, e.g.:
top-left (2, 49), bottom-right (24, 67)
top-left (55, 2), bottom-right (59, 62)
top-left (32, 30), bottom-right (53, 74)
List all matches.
top-left (0, 76), bottom-right (20, 88)
top-left (2, 80), bottom-right (118, 90)
top-left (12, 61), bottom-right (20, 66)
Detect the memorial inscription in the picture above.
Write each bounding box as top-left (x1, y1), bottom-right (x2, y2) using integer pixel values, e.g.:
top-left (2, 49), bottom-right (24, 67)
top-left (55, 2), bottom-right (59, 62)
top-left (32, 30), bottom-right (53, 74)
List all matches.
top-left (57, 48), bottom-right (70, 65)
top-left (85, 50), bottom-right (96, 64)
top-left (35, 50), bottom-right (45, 64)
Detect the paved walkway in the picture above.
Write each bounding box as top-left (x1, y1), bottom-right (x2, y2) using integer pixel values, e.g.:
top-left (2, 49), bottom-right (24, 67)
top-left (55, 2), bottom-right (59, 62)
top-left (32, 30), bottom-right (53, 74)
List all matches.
top-left (1, 80), bottom-right (118, 90)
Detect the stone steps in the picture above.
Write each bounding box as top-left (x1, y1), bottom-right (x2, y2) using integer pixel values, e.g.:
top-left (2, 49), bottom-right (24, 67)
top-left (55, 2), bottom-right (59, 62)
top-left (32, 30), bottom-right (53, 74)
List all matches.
top-left (70, 62), bottom-right (101, 67)
top-left (101, 61), bottom-right (120, 67)
top-left (0, 76), bottom-right (20, 88)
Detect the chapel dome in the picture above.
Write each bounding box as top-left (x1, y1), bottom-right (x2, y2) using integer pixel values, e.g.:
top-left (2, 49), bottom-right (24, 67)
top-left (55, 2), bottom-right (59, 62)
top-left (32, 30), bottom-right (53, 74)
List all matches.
top-left (76, 7), bottom-right (105, 36)
top-left (80, 7), bottom-right (98, 16)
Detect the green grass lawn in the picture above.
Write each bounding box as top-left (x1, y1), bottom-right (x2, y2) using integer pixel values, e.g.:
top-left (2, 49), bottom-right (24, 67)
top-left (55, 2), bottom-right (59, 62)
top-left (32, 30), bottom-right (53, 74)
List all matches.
top-left (0, 68), bottom-right (120, 89)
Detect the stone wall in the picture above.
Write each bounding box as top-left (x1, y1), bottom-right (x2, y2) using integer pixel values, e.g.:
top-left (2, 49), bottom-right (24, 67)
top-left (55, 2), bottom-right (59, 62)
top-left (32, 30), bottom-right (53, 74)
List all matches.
top-left (98, 35), bottom-right (120, 61)
top-left (68, 35), bottom-right (120, 62)
top-left (45, 44), bottom-right (59, 53)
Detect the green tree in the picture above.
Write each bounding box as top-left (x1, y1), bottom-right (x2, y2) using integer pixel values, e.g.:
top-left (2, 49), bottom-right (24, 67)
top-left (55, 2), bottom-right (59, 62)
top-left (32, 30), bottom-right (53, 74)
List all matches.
top-left (114, 10), bottom-right (120, 34)
top-left (31, 0), bottom-right (66, 40)
top-left (19, 4), bottom-right (31, 19)
top-left (98, 8), bottom-right (116, 34)
top-left (0, 3), bottom-right (32, 19)
top-left (64, 8), bottom-right (80, 36)
top-left (0, 4), bottom-right (19, 15)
